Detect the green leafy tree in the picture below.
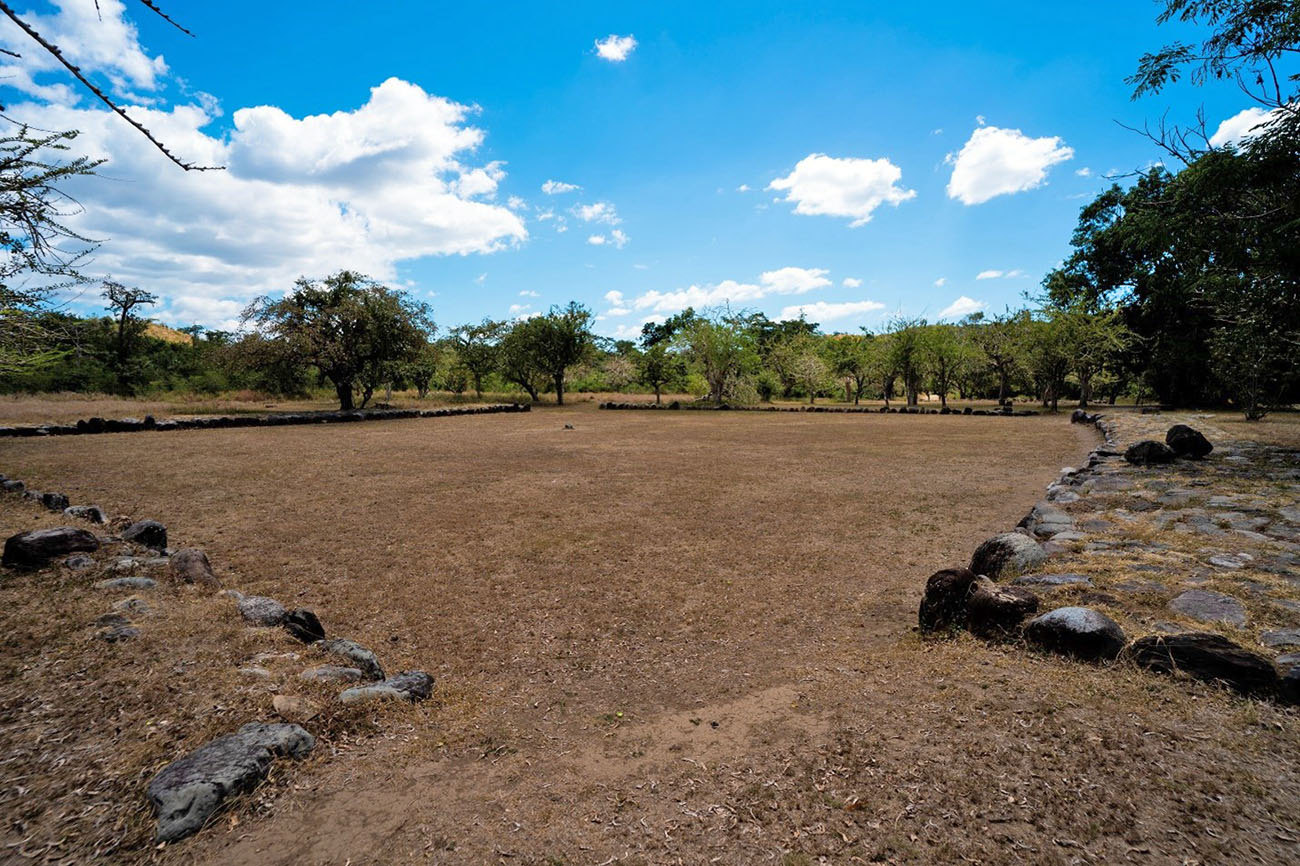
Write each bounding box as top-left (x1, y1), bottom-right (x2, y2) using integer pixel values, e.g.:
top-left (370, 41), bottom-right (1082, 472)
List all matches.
top-left (243, 270), bottom-right (433, 410)
top-left (969, 311), bottom-right (1027, 405)
top-left (827, 334), bottom-right (874, 405)
top-left (450, 319), bottom-right (503, 398)
top-left (101, 279), bottom-right (157, 394)
top-left (676, 310), bottom-right (757, 404)
top-left (921, 324), bottom-right (968, 408)
top-left (885, 317), bottom-right (926, 406)
top-left (636, 341), bottom-right (684, 403)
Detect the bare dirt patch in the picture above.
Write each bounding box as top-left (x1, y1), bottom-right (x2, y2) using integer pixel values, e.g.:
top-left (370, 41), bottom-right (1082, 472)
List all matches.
top-left (3, 408), bottom-right (1299, 864)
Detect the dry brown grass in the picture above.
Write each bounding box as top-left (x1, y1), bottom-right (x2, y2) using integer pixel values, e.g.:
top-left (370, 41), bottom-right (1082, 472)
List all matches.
top-left (1, 406), bottom-right (1298, 865)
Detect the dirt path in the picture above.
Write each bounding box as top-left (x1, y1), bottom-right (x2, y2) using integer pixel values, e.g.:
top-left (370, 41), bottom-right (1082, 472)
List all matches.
top-left (5, 408), bottom-right (1299, 864)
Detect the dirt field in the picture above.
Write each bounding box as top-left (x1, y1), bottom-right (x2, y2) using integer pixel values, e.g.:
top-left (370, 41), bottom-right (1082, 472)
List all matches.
top-left (2, 406), bottom-right (1299, 865)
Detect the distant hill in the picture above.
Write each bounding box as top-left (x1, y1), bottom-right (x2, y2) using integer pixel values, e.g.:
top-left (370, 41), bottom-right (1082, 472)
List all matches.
top-left (145, 323), bottom-right (194, 345)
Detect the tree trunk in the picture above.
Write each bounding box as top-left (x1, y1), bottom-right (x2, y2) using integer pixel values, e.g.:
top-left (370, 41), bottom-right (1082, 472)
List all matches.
top-left (1078, 373), bottom-right (1092, 408)
top-left (654, 383), bottom-right (662, 404)
top-left (554, 373), bottom-right (565, 405)
top-left (473, 373), bottom-right (483, 398)
top-left (335, 379), bottom-right (355, 411)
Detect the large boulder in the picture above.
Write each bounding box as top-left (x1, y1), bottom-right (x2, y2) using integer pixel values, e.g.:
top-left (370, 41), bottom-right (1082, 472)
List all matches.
top-left (282, 609), bottom-right (325, 644)
top-left (122, 519), bottom-right (167, 550)
top-left (237, 595), bottom-right (286, 626)
top-left (147, 722), bottom-right (314, 843)
top-left (1165, 424), bottom-right (1213, 460)
top-left (1125, 440), bottom-right (1177, 465)
top-left (1129, 633), bottom-right (1277, 697)
top-left (315, 638), bottom-right (385, 680)
top-left (966, 577), bottom-right (1038, 639)
top-left (339, 671), bottom-right (434, 705)
top-left (3, 527), bottom-right (100, 569)
top-left (1024, 606), bottom-right (1126, 662)
top-left (917, 567), bottom-right (978, 632)
top-left (970, 532), bottom-right (1048, 580)
top-left (170, 548), bottom-right (220, 588)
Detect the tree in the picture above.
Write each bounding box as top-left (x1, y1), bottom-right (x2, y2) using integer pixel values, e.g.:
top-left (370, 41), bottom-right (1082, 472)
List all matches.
top-left (496, 320), bottom-right (545, 401)
top-left (885, 317), bottom-right (926, 406)
top-left (791, 350), bottom-right (830, 405)
top-left (101, 278), bottom-right (156, 393)
top-left (0, 127), bottom-right (101, 375)
top-left (637, 341), bottom-right (684, 404)
top-left (921, 324), bottom-right (967, 408)
top-left (676, 310), bottom-right (756, 404)
top-left (969, 311), bottom-right (1026, 405)
top-left (243, 270), bottom-right (433, 410)
top-left (602, 353), bottom-right (636, 392)
top-left (1021, 315), bottom-right (1071, 412)
top-left (827, 334), bottom-right (874, 405)
top-left (450, 320), bottom-right (502, 398)
top-left (497, 303), bottom-right (595, 404)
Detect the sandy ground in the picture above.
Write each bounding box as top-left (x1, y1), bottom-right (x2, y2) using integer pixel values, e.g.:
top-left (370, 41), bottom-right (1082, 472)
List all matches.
top-left (2, 406), bottom-right (1299, 865)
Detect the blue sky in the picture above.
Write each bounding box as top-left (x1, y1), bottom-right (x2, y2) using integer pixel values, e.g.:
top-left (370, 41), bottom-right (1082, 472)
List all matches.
top-left (0, 1), bottom-right (1265, 338)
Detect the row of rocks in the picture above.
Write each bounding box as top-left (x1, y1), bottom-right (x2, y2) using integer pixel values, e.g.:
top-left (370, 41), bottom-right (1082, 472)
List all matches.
top-left (921, 419), bottom-right (1300, 704)
top-left (601, 401), bottom-right (1039, 416)
top-left (1, 466), bottom-right (433, 845)
top-left (0, 403), bottom-right (530, 438)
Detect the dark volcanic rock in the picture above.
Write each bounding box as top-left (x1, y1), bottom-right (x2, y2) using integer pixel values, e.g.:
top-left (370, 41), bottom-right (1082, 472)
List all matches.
top-left (147, 722), bottom-right (314, 842)
top-left (64, 504), bottom-right (107, 524)
top-left (1165, 424), bottom-right (1213, 459)
top-left (40, 492), bottom-right (69, 512)
top-left (339, 670), bottom-right (434, 704)
top-left (918, 567), bottom-right (978, 632)
top-left (1012, 573), bottom-right (1092, 588)
top-left (170, 548), bottom-right (220, 588)
top-left (122, 519), bottom-right (167, 550)
top-left (970, 532), bottom-right (1048, 579)
top-left (3, 527), bottom-right (100, 569)
top-left (282, 609), bottom-right (325, 643)
top-left (1130, 633), bottom-right (1277, 697)
top-left (966, 577), bottom-right (1038, 639)
top-left (1024, 606), bottom-right (1126, 661)
top-left (1125, 440), bottom-right (1177, 465)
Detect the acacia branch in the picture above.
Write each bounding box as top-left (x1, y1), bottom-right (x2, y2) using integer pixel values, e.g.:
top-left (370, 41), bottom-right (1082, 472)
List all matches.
top-left (0, 1), bottom-right (220, 171)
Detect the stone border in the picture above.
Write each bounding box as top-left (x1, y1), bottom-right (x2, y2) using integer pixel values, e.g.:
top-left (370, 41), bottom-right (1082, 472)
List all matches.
top-left (600, 401), bottom-right (1040, 416)
top-left (918, 409), bottom-right (1300, 704)
top-left (0, 403), bottom-right (530, 438)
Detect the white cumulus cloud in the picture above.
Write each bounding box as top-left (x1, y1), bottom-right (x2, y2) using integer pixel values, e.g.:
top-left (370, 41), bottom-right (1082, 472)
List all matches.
top-left (587, 234), bottom-right (607, 245)
top-left (614, 266), bottom-right (831, 317)
top-left (946, 125), bottom-right (1073, 205)
top-left (934, 277), bottom-right (947, 287)
top-left (938, 296), bottom-right (986, 320)
top-left (1209, 106), bottom-right (1285, 148)
top-left (594, 34), bottom-right (637, 62)
top-left (842, 277), bottom-right (862, 288)
top-left (768, 153), bottom-right (915, 226)
top-left (573, 201), bottom-right (621, 224)
top-left (976, 269), bottom-right (1025, 280)
top-left (542, 179), bottom-right (581, 195)
top-left (778, 300), bottom-right (885, 322)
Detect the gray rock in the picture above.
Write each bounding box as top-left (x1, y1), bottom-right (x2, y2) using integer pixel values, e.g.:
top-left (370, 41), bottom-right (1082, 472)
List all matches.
top-left (3, 527), bottom-right (100, 569)
top-left (1166, 424), bottom-right (1213, 459)
top-left (1049, 531), bottom-right (1085, 543)
top-left (64, 504), bottom-right (107, 524)
top-left (1, 479), bottom-right (24, 493)
top-left (1012, 573), bottom-right (1093, 587)
top-left (237, 596), bottom-right (286, 626)
top-left (970, 532), bottom-right (1048, 580)
top-left (96, 621), bottom-right (140, 642)
top-left (95, 576), bottom-right (157, 590)
top-left (282, 609), bottom-right (325, 644)
top-left (1024, 606), bottom-right (1127, 661)
top-left (315, 638), bottom-right (385, 680)
top-left (1168, 589), bottom-right (1247, 627)
top-left (1259, 629), bottom-right (1300, 649)
top-left (918, 567), bottom-right (978, 632)
top-left (112, 596), bottom-right (151, 615)
top-left (65, 553), bottom-right (95, 570)
top-left (122, 519), bottom-right (167, 550)
top-left (338, 671), bottom-right (434, 705)
top-left (147, 722), bottom-right (314, 842)
top-left (1208, 554), bottom-right (1247, 570)
top-left (170, 548), bottom-right (220, 588)
top-left (298, 665), bottom-right (364, 683)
